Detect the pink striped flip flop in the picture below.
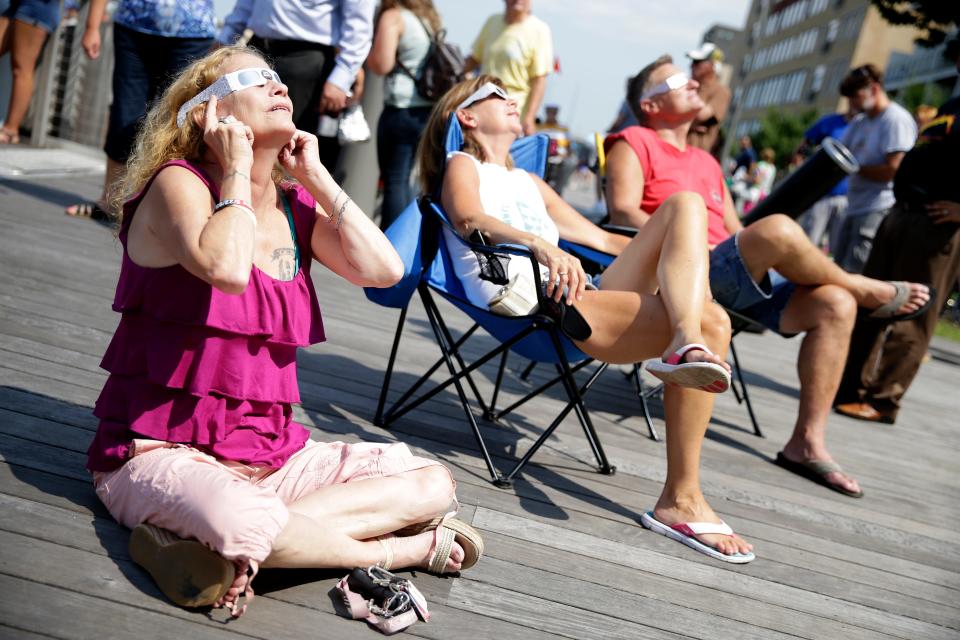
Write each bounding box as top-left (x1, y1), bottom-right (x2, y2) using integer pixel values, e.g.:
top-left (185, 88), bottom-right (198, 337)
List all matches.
top-left (645, 343), bottom-right (730, 393)
top-left (640, 511), bottom-right (755, 563)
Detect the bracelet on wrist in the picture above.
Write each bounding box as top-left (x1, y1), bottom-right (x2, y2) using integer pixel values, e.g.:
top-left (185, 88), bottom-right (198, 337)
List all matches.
top-left (213, 199), bottom-right (257, 227)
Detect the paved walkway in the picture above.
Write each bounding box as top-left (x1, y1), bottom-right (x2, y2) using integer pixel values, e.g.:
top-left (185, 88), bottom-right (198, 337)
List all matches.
top-left (1, 155), bottom-right (958, 639)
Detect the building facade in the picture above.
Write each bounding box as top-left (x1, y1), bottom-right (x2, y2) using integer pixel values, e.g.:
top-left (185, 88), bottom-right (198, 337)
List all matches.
top-left (725, 0), bottom-right (918, 158)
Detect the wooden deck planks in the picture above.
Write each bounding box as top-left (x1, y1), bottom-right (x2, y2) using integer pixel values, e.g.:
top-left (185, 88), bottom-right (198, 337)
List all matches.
top-left (1, 170), bottom-right (958, 639)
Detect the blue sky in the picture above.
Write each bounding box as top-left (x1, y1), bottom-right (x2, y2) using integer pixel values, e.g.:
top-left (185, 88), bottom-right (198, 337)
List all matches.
top-left (213, 1), bottom-right (752, 138)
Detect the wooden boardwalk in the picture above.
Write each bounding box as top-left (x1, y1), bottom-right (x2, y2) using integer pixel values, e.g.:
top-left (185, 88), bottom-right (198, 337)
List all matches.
top-left (1, 166), bottom-right (959, 640)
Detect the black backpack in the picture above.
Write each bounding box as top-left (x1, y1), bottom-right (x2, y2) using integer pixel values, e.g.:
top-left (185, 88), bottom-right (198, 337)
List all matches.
top-left (395, 15), bottom-right (465, 102)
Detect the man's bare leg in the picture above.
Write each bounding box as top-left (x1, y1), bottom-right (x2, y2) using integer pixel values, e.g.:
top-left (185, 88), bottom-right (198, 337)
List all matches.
top-left (738, 214), bottom-right (929, 313)
top-left (778, 285), bottom-right (861, 494)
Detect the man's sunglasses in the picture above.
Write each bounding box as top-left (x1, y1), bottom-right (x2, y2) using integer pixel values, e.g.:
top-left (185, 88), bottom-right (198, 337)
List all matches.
top-left (641, 72), bottom-right (691, 100)
top-left (177, 67), bottom-right (283, 127)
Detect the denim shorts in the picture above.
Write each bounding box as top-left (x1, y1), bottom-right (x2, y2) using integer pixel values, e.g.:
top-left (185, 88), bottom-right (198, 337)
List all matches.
top-left (709, 232), bottom-right (796, 333)
top-left (2, 0), bottom-right (61, 33)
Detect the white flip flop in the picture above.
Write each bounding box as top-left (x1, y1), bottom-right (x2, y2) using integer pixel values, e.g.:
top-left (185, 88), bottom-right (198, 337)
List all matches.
top-left (640, 511), bottom-right (755, 564)
top-left (645, 343), bottom-right (731, 393)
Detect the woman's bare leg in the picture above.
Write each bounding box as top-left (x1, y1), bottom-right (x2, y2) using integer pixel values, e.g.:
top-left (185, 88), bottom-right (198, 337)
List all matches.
top-left (4, 20), bottom-right (49, 135)
top-left (598, 192), bottom-right (726, 368)
top-left (578, 295), bottom-right (751, 554)
top-left (262, 466), bottom-right (462, 570)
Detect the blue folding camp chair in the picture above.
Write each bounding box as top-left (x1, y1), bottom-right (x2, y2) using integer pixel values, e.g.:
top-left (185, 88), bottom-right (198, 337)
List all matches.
top-left (365, 116), bottom-right (632, 487)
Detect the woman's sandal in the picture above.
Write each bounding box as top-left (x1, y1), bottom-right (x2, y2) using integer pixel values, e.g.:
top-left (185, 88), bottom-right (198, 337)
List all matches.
top-left (65, 202), bottom-right (110, 221)
top-left (128, 523), bottom-right (236, 609)
top-left (0, 128), bottom-right (20, 145)
top-left (645, 343), bottom-right (731, 393)
top-left (395, 516), bottom-right (484, 572)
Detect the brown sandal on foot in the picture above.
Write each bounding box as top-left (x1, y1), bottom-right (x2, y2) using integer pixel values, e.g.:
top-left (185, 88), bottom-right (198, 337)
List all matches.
top-left (128, 523), bottom-right (236, 608)
top-left (397, 516), bottom-right (484, 572)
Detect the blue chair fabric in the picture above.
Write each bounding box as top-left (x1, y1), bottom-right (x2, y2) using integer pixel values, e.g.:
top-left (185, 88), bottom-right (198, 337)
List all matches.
top-left (365, 115), bottom-right (619, 486)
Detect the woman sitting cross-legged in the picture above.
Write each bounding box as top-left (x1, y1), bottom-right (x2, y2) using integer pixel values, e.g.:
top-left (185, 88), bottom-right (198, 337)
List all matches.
top-left (418, 76), bottom-right (755, 563)
top-left (87, 45), bottom-right (482, 616)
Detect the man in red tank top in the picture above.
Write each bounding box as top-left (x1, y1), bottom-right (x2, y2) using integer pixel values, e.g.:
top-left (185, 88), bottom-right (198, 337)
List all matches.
top-left (602, 55), bottom-right (932, 499)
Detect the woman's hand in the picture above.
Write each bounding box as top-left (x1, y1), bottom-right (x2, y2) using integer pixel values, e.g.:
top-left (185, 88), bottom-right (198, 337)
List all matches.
top-left (927, 200), bottom-right (960, 225)
top-left (203, 95), bottom-right (254, 172)
top-left (278, 129), bottom-right (329, 184)
top-left (530, 238), bottom-right (585, 305)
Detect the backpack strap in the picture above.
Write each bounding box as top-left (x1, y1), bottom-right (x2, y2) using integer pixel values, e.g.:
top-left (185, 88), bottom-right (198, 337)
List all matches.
top-left (393, 11), bottom-right (436, 80)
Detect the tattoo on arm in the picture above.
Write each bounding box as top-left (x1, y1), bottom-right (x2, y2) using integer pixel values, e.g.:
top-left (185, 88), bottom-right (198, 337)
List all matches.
top-left (224, 169), bottom-right (250, 182)
top-left (272, 247), bottom-right (296, 281)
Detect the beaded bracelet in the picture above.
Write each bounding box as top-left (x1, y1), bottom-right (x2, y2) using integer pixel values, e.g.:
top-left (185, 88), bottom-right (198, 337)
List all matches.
top-left (213, 199), bottom-right (257, 227)
top-left (335, 195), bottom-right (351, 229)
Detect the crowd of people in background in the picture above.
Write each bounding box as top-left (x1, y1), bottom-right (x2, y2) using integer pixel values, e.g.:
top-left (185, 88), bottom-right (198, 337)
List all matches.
top-left (1, 0), bottom-right (958, 618)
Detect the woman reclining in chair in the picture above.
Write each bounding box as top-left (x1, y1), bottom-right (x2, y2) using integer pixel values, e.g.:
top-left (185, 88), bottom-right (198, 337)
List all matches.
top-left (418, 76), bottom-right (755, 563)
top-left (86, 45), bottom-right (483, 617)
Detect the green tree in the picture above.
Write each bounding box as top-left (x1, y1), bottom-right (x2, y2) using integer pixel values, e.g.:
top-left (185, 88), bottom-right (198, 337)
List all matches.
top-left (870, 0), bottom-right (958, 47)
top-left (751, 108), bottom-right (819, 169)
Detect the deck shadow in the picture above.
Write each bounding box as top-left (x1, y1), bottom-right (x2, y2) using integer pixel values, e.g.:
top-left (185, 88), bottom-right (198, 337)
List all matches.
top-left (296, 352), bottom-right (647, 525)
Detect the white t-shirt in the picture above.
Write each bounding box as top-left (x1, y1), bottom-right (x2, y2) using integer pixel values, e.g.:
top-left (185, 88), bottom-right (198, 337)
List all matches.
top-left (443, 152), bottom-right (559, 308)
top-left (840, 102), bottom-right (916, 217)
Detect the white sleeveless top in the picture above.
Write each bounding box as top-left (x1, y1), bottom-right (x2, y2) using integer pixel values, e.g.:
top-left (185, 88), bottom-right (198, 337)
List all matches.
top-left (443, 152), bottom-right (559, 308)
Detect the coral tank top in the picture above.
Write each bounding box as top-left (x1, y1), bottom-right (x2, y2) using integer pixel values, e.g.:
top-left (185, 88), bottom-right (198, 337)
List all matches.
top-left (86, 160), bottom-right (325, 472)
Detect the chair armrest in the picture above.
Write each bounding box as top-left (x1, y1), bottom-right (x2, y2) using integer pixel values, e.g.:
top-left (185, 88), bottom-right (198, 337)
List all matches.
top-left (600, 223), bottom-right (639, 238)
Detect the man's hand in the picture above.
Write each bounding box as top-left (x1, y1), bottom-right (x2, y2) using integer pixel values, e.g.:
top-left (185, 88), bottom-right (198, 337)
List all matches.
top-left (522, 117), bottom-right (537, 137)
top-left (319, 82), bottom-right (349, 115)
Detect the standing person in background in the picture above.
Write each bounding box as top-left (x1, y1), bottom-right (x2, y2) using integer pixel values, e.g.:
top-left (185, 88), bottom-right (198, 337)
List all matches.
top-left (740, 147), bottom-right (776, 214)
top-left (217, 0), bottom-right (375, 173)
top-left (732, 135), bottom-right (756, 176)
top-left (537, 103), bottom-right (570, 192)
top-left (835, 43), bottom-right (960, 424)
top-left (65, 0), bottom-right (216, 220)
top-left (685, 42), bottom-right (729, 159)
top-left (0, 0), bottom-right (64, 143)
top-left (464, 0), bottom-right (552, 136)
top-left (833, 64), bottom-right (916, 274)
top-left (797, 109), bottom-right (856, 252)
top-left (367, 0), bottom-right (442, 229)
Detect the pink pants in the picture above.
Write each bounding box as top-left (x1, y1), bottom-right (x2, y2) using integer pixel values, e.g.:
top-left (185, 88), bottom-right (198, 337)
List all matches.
top-left (93, 439), bottom-right (447, 565)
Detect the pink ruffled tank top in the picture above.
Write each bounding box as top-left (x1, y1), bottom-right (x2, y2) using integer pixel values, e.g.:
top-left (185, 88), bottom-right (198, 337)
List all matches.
top-left (86, 160), bottom-right (325, 472)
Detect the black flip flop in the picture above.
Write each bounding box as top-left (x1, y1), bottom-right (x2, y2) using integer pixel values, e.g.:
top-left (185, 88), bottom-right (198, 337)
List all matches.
top-left (774, 452), bottom-right (863, 498)
top-left (66, 202), bottom-right (111, 221)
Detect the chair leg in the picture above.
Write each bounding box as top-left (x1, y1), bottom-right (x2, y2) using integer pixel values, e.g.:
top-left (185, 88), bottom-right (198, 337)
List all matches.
top-left (375, 306), bottom-right (408, 428)
top-left (550, 330), bottom-right (615, 475)
top-left (485, 350), bottom-right (509, 422)
top-left (519, 360), bottom-right (537, 381)
top-left (631, 364), bottom-right (660, 441)
top-left (421, 289), bottom-right (503, 483)
top-left (730, 339), bottom-right (763, 437)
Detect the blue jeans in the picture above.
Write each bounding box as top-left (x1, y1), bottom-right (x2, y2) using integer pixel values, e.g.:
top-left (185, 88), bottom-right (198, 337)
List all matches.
top-left (104, 23), bottom-right (212, 162)
top-left (2, 0), bottom-right (60, 33)
top-left (377, 105), bottom-right (431, 230)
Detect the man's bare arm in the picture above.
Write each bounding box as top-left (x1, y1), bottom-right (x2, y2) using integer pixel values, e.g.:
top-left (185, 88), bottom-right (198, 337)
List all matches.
top-left (604, 140), bottom-right (651, 228)
top-left (857, 151), bottom-right (905, 183)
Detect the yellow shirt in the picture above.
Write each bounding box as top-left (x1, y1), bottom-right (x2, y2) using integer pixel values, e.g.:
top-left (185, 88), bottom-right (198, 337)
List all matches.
top-left (471, 14), bottom-right (553, 118)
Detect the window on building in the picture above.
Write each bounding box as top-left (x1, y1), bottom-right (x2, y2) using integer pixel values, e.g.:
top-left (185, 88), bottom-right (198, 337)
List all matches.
top-left (810, 64), bottom-right (826, 92)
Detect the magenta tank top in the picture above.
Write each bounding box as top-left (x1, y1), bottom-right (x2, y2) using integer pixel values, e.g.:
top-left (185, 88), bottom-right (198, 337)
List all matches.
top-left (86, 160), bottom-right (325, 472)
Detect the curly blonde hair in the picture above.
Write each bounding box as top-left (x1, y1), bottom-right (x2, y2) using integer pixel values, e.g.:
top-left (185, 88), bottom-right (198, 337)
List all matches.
top-left (112, 44), bottom-right (280, 219)
top-left (416, 75), bottom-right (513, 195)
